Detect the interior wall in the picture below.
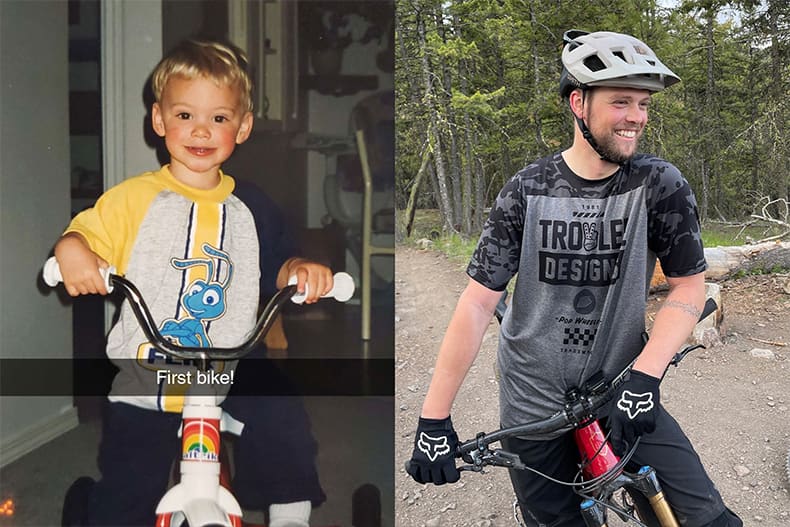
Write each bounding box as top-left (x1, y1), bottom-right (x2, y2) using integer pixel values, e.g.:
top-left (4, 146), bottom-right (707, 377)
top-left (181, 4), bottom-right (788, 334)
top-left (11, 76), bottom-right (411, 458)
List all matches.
top-left (102, 0), bottom-right (163, 188)
top-left (0, 0), bottom-right (76, 464)
top-left (305, 6), bottom-right (395, 284)
top-left (306, 18), bottom-right (395, 228)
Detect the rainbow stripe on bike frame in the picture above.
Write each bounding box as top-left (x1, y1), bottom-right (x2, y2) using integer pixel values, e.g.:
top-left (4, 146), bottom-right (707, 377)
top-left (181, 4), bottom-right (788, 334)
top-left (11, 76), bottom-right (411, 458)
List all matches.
top-left (182, 417), bottom-right (220, 462)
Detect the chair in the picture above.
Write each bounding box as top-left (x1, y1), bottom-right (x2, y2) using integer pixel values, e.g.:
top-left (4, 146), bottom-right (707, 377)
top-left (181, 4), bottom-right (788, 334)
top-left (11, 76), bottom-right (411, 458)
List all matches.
top-left (322, 91), bottom-right (395, 342)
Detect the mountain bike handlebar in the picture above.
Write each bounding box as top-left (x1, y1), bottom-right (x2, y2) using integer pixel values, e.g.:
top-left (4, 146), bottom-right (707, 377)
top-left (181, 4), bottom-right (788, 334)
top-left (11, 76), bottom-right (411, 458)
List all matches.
top-left (456, 297), bottom-right (718, 467)
top-left (42, 256), bottom-right (355, 365)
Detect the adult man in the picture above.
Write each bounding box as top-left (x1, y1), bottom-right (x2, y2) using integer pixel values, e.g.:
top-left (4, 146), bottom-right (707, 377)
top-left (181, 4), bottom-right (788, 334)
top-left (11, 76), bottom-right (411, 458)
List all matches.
top-left (406, 30), bottom-right (741, 526)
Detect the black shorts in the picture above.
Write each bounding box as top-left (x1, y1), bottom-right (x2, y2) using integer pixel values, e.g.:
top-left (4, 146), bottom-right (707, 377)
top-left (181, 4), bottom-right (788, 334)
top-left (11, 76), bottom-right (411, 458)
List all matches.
top-left (501, 404), bottom-right (731, 527)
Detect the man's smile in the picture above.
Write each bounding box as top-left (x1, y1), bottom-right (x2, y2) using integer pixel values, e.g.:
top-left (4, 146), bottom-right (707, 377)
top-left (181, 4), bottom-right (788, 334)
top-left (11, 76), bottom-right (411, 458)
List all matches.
top-left (615, 129), bottom-right (638, 139)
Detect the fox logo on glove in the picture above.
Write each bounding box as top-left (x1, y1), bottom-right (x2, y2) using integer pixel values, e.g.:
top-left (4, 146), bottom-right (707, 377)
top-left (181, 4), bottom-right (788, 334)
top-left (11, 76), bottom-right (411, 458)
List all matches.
top-left (417, 432), bottom-right (451, 461)
top-left (617, 390), bottom-right (654, 419)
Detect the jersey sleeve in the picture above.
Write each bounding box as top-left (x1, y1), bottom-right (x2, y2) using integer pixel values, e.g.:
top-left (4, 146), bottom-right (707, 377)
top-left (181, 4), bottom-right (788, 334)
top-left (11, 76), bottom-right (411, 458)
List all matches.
top-left (65, 183), bottom-right (135, 272)
top-left (466, 175), bottom-right (525, 291)
top-left (646, 164), bottom-right (707, 277)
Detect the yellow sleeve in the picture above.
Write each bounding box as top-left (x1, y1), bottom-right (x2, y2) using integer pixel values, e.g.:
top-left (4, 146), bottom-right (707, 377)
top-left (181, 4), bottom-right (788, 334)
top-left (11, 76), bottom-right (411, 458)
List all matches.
top-left (65, 173), bottom-right (161, 275)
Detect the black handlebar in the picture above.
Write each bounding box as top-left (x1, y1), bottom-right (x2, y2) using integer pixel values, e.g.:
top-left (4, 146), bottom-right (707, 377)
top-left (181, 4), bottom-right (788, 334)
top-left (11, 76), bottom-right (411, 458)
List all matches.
top-left (108, 274), bottom-right (298, 368)
top-left (455, 392), bottom-right (611, 463)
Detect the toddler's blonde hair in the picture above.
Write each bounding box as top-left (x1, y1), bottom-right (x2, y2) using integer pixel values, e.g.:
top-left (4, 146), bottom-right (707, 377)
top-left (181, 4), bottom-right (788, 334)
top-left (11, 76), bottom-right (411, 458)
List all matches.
top-left (152, 39), bottom-right (253, 112)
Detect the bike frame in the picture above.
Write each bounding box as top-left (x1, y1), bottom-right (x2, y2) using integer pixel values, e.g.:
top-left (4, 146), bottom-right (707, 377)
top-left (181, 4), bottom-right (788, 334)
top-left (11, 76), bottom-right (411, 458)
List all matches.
top-left (44, 257), bottom-right (353, 527)
top-left (573, 419), bottom-right (677, 527)
top-left (155, 393), bottom-right (243, 527)
top-left (457, 297), bottom-right (718, 527)
top-left (462, 386), bottom-right (686, 527)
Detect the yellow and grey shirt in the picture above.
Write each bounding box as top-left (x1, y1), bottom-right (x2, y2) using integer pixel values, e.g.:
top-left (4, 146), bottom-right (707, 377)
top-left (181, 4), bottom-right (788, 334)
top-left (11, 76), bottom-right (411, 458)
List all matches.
top-left (67, 165), bottom-right (289, 412)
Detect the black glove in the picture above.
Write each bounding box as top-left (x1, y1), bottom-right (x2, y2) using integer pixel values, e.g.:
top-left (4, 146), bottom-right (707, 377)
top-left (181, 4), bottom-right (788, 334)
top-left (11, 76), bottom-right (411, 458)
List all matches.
top-left (406, 416), bottom-right (460, 485)
top-left (608, 369), bottom-right (660, 456)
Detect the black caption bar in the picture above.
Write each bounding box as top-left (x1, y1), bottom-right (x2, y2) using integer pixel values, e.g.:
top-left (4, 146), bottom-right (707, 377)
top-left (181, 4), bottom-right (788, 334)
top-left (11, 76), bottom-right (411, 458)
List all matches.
top-left (0, 358), bottom-right (394, 397)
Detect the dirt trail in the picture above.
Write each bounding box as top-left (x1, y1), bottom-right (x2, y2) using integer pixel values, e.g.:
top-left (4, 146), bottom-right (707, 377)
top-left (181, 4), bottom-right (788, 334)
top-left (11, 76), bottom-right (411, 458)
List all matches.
top-left (395, 246), bottom-right (790, 526)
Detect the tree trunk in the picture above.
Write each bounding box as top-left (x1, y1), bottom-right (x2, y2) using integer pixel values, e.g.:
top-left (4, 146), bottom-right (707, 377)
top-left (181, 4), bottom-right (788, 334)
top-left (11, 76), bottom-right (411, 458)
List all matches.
top-left (474, 147), bottom-right (485, 233)
top-left (456, 13), bottom-right (473, 237)
top-left (403, 138), bottom-right (433, 237)
top-left (461, 117), bottom-right (474, 236)
top-left (417, 8), bottom-right (454, 233)
top-left (748, 46), bottom-right (758, 195)
top-left (436, 9), bottom-right (462, 229)
top-left (395, 9), bottom-right (419, 101)
top-left (767, 0), bottom-right (788, 199)
top-left (530, 2), bottom-right (544, 151)
top-left (700, 159), bottom-right (710, 222)
top-left (429, 123), bottom-right (453, 232)
top-left (702, 10), bottom-right (715, 222)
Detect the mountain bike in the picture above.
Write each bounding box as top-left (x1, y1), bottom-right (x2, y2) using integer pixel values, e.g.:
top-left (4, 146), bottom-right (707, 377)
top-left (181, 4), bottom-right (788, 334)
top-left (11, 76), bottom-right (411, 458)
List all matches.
top-left (43, 257), bottom-right (355, 527)
top-left (453, 297), bottom-right (719, 527)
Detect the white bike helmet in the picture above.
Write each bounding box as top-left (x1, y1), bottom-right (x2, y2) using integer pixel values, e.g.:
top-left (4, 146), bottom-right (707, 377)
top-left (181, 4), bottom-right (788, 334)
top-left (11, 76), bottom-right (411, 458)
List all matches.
top-left (559, 30), bottom-right (680, 164)
top-left (559, 30), bottom-right (680, 99)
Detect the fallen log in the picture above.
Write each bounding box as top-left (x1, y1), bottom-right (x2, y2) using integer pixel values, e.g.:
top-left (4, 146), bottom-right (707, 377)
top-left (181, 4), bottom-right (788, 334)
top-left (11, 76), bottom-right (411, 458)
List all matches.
top-left (651, 241), bottom-right (790, 288)
top-left (704, 241), bottom-right (790, 279)
top-left (649, 242), bottom-right (789, 350)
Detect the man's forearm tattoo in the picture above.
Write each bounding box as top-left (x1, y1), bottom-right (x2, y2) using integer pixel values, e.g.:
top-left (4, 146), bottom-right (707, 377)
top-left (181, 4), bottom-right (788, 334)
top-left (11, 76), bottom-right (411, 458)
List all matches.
top-left (661, 300), bottom-right (702, 319)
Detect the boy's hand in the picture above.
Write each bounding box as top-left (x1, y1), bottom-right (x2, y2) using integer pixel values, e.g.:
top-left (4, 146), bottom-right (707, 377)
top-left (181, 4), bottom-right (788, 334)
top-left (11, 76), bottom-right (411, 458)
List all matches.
top-left (278, 258), bottom-right (333, 304)
top-left (53, 233), bottom-right (111, 296)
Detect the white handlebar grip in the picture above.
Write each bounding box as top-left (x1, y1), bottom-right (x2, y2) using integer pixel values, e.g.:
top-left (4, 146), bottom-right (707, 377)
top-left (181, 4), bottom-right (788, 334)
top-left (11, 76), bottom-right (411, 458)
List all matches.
top-left (42, 256), bottom-right (115, 292)
top-left (43, 256), bottom-right (62, 287)
top-left (326, 272), bottom-right (355, 302)
top-left (289, 272), bottom-right (355, 304)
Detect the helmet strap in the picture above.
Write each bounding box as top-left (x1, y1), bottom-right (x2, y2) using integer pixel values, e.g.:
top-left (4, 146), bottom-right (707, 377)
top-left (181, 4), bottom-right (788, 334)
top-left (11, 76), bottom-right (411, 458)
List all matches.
top-left (572, 90), bottom-right (624, 166)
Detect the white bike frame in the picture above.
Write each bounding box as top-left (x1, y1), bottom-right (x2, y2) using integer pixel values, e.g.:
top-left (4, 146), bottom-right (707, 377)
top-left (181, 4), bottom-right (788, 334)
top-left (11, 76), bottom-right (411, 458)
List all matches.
top-left (44, 256), bottom-right (354, 527)
top-left (155, 395), bottom-right (244, 527)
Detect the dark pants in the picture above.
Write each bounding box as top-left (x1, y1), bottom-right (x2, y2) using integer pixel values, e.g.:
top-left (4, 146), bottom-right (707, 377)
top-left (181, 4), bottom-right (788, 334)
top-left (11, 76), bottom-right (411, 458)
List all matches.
top-left (87, 397), bottom-right (325, 527)
top-left (502, 404), bottom-right (741, 527)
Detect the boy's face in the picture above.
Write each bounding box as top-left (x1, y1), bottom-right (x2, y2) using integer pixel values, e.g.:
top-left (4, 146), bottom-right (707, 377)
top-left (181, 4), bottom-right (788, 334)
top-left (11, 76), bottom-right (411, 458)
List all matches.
top-left (152, 75), bottom-right (253, 188)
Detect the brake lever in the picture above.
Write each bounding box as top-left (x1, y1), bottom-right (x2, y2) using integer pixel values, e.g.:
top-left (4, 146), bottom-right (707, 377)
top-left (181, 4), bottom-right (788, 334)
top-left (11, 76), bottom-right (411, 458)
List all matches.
top-left (669, 344), bottom-right (705, 367)
top-left (461, 448), bottom-right (526, 471)
top-left (486, 449), bottom-right (526, 470)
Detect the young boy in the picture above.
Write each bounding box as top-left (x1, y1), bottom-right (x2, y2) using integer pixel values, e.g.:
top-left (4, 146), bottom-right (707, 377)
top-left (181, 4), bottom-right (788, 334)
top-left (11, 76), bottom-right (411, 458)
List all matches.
top-left (55, 39), bottom-right (328, 526)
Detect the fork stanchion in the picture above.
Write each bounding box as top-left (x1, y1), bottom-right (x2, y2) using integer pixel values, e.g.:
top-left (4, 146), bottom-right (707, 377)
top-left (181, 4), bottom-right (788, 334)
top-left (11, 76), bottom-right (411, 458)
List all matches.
top-left (636, 467), bottom-right (679, 527)
top-left (580, 499), bottom-right (607, 527)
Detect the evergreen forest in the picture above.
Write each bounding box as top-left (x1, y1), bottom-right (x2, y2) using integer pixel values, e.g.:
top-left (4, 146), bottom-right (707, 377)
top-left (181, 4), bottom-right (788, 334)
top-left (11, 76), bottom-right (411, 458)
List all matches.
top-left (395, 0), bottom-right (790, 239)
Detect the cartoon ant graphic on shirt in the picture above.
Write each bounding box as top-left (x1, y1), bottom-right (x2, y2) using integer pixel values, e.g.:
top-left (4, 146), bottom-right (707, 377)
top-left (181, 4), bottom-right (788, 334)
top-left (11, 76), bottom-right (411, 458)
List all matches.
top-left (158, 243), bottom-right (233, 348)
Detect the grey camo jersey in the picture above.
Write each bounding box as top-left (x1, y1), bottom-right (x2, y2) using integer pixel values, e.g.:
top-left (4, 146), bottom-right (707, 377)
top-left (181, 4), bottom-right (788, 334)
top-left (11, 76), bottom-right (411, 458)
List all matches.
top-left (467, 152), bottom-right (706, 438)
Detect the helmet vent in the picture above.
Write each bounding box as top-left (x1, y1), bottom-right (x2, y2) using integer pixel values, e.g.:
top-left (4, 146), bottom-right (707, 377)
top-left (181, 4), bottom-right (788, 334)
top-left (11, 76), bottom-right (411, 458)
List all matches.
top-left (583, 55), bottom-right (606, 72)
top-left (613, 51), bottom-right (627, 62)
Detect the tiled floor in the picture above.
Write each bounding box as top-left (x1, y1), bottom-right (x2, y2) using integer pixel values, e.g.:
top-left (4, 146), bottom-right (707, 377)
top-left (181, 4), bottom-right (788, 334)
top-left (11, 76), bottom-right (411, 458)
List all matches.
top-left (0, 292), bottom-right (394, 527)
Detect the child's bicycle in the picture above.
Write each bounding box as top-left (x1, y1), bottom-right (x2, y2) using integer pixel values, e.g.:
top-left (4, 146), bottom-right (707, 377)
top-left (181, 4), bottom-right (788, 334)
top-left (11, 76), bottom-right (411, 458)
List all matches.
top-left (43, 257), bottom-right (355, 527)
top-left (452, 297), bottom-right (719, 527)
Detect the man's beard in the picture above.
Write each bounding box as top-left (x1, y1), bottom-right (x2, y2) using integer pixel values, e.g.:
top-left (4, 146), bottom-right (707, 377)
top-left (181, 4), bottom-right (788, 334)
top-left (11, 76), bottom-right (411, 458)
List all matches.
top-left (591, 128), bottom-right (640, 165)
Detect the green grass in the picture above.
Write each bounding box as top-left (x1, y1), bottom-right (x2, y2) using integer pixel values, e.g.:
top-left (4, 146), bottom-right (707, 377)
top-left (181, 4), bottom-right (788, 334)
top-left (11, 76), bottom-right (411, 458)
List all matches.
top-left (700, 222), bottom-right (785, 248)
top-left (397, 209), bottom-right (477, 263)
top-left (434, 234), bottom-right (479, 262)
